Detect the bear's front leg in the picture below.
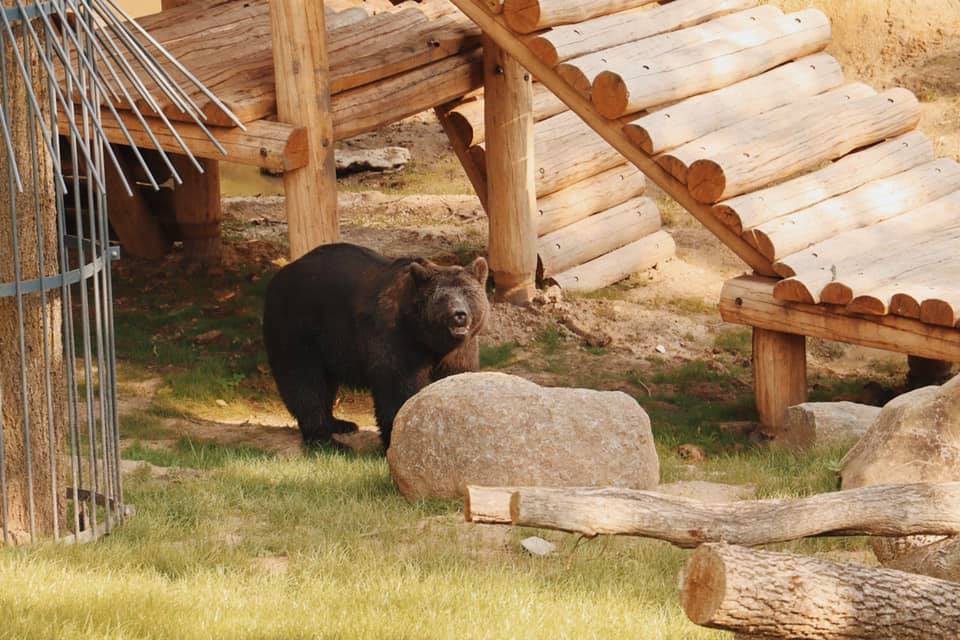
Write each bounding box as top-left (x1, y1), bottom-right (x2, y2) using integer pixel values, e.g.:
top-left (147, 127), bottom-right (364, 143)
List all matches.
top-left (371, 370), bottom-right (431, 449)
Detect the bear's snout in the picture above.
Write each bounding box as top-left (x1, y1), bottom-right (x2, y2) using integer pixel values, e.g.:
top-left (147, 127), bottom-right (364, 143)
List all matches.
top-left (449, 309), bottom-right (471, 336)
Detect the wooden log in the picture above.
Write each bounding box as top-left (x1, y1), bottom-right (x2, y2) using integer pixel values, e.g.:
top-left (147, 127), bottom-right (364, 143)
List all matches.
top-left (483, 35), bottom-right (538, 305)
top-left (445, 83), bottom-right (568, 147)
top-left (688, 88), bottom-right (922, 203)
top-left (714, 131), bottom-right (935, 234)
top-left (171, 156), bottom-right (223, 268)
top-left (557, 6), bottom-right (782, 100)
top-left (502, 0), bottom-right (658, 34)
top-left (271, 0), bottom-right (339, 259)
top-left (465, 485), bottom-right (522, 524)
top-left (525, 0), bottom-right (760, 67)
top-left (534, 111), bottom-right (625, 196)
top-left (591, 9), bottom-right (831, 119)
top-left (720, 276), bottom-right (960, 362)
top-left (443, 0), bottom-right (777, 277)
top-left (921, 293), bottom-right (960, 328)
top-left (332, 49), bottom-right (484, 141)
top-left (509, 482), bottom-right (960, 546)
top-left (538, 197), bottom-right (661, 275)
top-left (104, 146), bottom-right (170, 260)
top-left (548, 230), bottom-right (674, 292)
top-left (681, 543), bottom-right (960, 640)
top-left (435, 104), bottom-right (489, 211)
top-left (658, 83), bottom-right (876, 185)
top-left (888, 536), bottom-right (960, 583)
top-left (755, 158), bottom-right (960, 265)
top-left (624, 53), bottom-right (844, 155)
top-left (753, 328), bottom-right (806, 431)
top-left (537, 164), bottom-right (646, 236)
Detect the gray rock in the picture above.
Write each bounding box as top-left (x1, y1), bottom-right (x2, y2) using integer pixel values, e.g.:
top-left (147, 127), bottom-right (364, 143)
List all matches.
top-left (387, 372), bottom-right (659, 500)
top-left (780, 401), bottom-right (881, 449)
top-left (520, 536), bottom-right (557, 556)
top-left (335, 147), bottom-right (411, 172)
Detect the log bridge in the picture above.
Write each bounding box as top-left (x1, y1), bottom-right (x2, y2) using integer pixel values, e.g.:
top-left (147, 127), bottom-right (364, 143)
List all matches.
top-left (72, 0), bottom-right (960, 431)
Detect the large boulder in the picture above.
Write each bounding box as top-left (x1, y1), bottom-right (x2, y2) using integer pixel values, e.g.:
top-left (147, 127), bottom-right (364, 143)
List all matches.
top-left (780, 401), bottom-right (881, 450)
top-left (387, 372), bottom-right (659, 500)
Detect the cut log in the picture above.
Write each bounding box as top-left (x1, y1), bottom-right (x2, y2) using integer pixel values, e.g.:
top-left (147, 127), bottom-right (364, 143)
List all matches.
top-left (445, 83), bottom-right (568, 147)
top-left (714, 131), bottom-right (935, 234)
top-left (509, 482), bottom-right (960, 546)
top-left (753, 328), bottom-right (806, 431)
top-left (525, 0), bottom-right (760, 67)
top-left (537, 163), bottom-right (646, 236)
top-left (720, 276), bottom-right (960, 362)
top-left (465, 485), bottom-right (525, 524)
top-left (921, 293), bottom-right (960, 328)
top-left (548, 230), bottom-right (675, 292)
top-left (591, 9), bottom-right (831, 119)
top-left (754, 158), bottom-right (960, 264)
top-left (502, 0), bottom-right (658, 34)
top-left (681, 543), bottom-right (960, 640)
top-left (533, 110), bottom-right (625, 197)
top-left (688, 88), bottom-right (922, 203)
top-left (624, 53), bottom-right (844, 155)
top-left (557, 6), bottom-right (783, 100)
top-left (658, 83), bottom-right (877, 184)
top-left (538, 197), bottom-right (661, 275)
top-left (484, 36), bottom-right (538, 305)
top-left (332, 49), bottom-right (484, 141)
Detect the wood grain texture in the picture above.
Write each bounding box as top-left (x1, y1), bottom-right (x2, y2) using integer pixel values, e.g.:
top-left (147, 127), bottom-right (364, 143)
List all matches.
top-left (720, 276), bottom-right (960, 362)
top-left (753, 328), bottom-right (806, 430)
top-left (548, 230), bottom-right (674, 292)
top-left (591, 9), bottom-right (831, 118)
top-left (502, 0), bottom-right (657, 34)
top-left (104, 146), bottom-right (170, 259)
top-left (445, 83), bottom-right (567, 147)
top-left (681, 543), bottom-right (960, 639)
top-left (537, 163), bottom-right (646, 236)
top-left (687, 87), bottom-right (921, 203)
top-left (714, 131), bottom-right (934, 234)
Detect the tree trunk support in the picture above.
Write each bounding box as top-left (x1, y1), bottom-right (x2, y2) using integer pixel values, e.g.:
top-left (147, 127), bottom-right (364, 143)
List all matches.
top-left (270, 0), bottom-right (338, 260)
top-left (483, 35), bottom-right (537, 305)
top-left (171, 155), bottom-right (222, 271)
top-left (753, 327), bottom-right (807, 432)
top-left (104, 146), bottom-right (170, 260)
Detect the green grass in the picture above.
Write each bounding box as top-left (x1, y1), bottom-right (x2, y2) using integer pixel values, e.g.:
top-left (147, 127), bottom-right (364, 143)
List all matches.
top-left (480, 342), bottom-right (518, 369)
top-left (713, 329), bottom-right (752, 357)
top-left (123, 437), bottom-right (274, 470)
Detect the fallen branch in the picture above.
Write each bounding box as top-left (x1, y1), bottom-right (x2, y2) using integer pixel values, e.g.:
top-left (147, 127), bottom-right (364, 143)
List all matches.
top-left (681, 543), bottom-right (960, 639)
top-left (498, 482), bottom-right (960, 547)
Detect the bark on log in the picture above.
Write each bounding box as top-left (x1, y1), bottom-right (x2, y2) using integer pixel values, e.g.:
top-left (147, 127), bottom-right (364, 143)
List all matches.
top-left (720, 275), bottom-right (960, 362)
top-left (624, 53), bottom-right (843, 155)
top-left (591, 9), bottom-right (831, 119)
top-left (0, 18), bottom-right (67, 542)
top-left (888, 536), bottom-right (960, 583)
top-left (714, 131), bottom-right (935, 234)
top-left (752, 158), bottom-right (960, 264)
top-left (510, 482), bottom-right (960, 546)
top-left (525, 0), bottom-right (760, 67)
top-left (681, 543), bottom-right (960, 639)
top-left (687, 88), bottom-right (922, 203)
top-left (502, 0), bottom-right (658, 34)
top-left (557, 6), bottom-right (782, 101)
top-left (537, 164), bottom-right (646, 236)
top-left (548, 230), bottom-right (675, 292)
top-left (537, 197), bottom-right (661, 276)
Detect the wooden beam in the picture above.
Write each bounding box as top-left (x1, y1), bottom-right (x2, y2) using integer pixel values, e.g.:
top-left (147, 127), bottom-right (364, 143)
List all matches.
top-left (720, 276), bottom-right (960, 363)
top-left (104, 146), bottom-right (170, 259)
top-left (271, 0), bottom-right (339, 260)
top-left (483, 35), bottom-right (538, 304)
top-left (435, 103), bottom-right (489, 210)
top-left (752, 327), bottom-right (806, 432)
top-left (443, 0), bottom-right (775, 276)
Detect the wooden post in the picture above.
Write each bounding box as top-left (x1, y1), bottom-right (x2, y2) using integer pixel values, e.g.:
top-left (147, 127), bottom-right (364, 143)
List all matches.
top-left (104, 146), bottom-right (170, 260)
top-left (270, 0), bottom-right (338, 260)
top-left (483, 35), bottom-right (537, 304)
top-left (753, 328), bottom-right (807, 432)
top-left (171, 156), bottom-right (222, 271)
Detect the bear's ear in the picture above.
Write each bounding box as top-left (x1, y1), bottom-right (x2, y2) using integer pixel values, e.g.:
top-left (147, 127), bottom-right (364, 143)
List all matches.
top-left (467, 257), bottom-right (488, 285)
top-left (409, 261), bottom-right (434, 285)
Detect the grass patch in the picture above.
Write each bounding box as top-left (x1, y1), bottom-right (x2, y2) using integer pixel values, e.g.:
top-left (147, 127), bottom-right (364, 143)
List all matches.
top-left (480, 342), bottom-right (518, 369)
top-left (536, 326), bottom-right (563, 356)
top-left (713, 329), bottom-right (751, 357)
top-left (643, 296), bottom-right (714, 316)
top-left (123, 438), bottom-right (274, 470)
top-left (120, 412), bottom-right (173, 441)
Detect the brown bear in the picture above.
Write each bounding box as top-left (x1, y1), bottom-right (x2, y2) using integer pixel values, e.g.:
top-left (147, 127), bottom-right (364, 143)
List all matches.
top-left (262, 243), bottom-right (489, 449)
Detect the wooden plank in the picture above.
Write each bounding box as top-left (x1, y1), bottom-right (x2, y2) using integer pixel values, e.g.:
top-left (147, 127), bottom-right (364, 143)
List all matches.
top-left (556, 6), bottom-right (782, 99)
top-left (624, 53), bottom-right (844, 155)
top-left (445, 83), bottom-right (568, 146)
top-left (271, 0), bottom-right (339, 259)
top-left (483, 35), bottom-right (538, 304)
top-left (720, 276), bottom-right (960, 362)
top-left (591, 9), bottom-right (831, 119)
top-left (537, 197), bottom-right (660, 275)
top-left (657, 83), bottom-right (876, 185)
top-left (548, 229), bottom-right (674, 292)
top-left (752, 328), bottom-right (807, 431)
top-left (714, 131), bottom-right (935, 234)
top-left (537, 163), bottom-right (646, 236)
top-left (502, 0), bottom-right (658, 34)
top-left (752, 158), bottom-right (960, 263)
top-left (687, 88), bottom-right (922, 203)
top-left (444, 0), bottom-right (776, 276)
top-left (525, 0), bottom-right (759, 67)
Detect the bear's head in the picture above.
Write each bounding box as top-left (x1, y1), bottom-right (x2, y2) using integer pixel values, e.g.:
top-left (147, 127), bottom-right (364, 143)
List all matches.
top-left (406, 257), bottom-right (489, 354)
